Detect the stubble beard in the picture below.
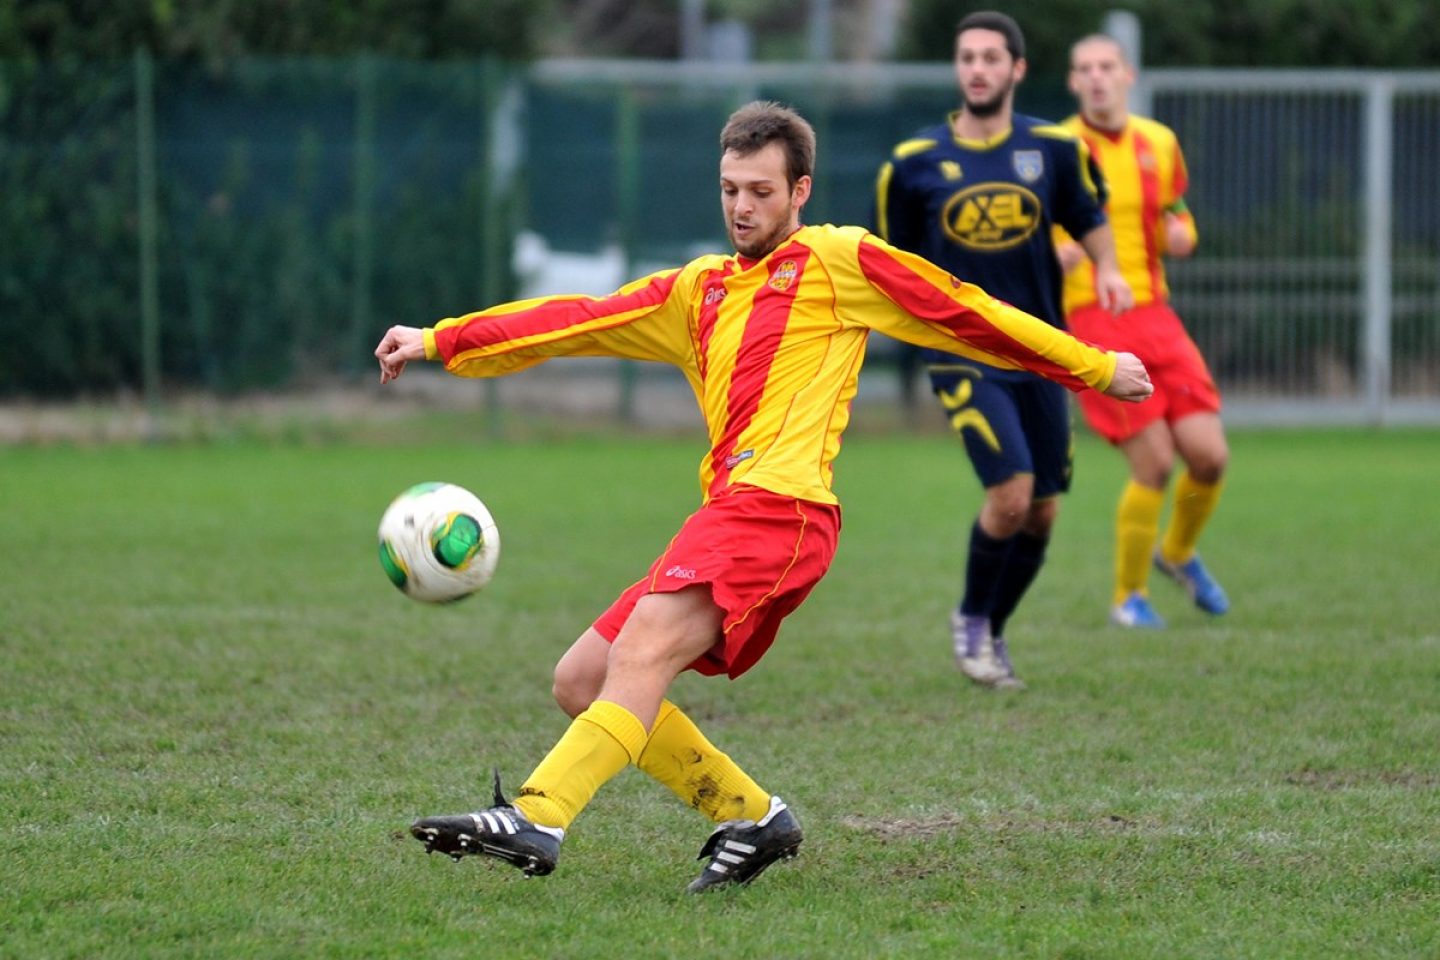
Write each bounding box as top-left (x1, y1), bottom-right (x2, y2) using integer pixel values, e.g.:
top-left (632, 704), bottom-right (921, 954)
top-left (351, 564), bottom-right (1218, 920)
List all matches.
top-left (730, 213), bottom-right (794, 260)
top-left (963, 81), bottom-right (1012, 120)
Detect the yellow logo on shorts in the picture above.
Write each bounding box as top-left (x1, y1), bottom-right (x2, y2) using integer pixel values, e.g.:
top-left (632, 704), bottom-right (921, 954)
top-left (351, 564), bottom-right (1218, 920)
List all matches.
top-left (938, 377), bottom-right (1000, 451)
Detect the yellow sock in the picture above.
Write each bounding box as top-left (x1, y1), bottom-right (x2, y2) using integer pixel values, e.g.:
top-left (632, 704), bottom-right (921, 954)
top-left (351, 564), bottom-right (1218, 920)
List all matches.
top-left (513, 700), bottom-right (648, 831)
top-left (637, 700), bottom-right (771, 823)
top-left (1160, 471), bottom-right (1223, 565)
top-left (1115, 480), bottom-right (1165, 605)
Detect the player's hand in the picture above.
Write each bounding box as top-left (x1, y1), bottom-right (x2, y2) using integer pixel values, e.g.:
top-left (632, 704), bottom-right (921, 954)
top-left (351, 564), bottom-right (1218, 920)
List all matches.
top-left (1105, 351), bottom-right (1153, 402)
top-left (1055, 241), bottom-right (1086, 274)
top-left (1095, 266), bottom-right (1135, 315)
top-left (1164, 212), bottom-right (1196, 257)
top-left (375, 325), bottom-right (426, 384)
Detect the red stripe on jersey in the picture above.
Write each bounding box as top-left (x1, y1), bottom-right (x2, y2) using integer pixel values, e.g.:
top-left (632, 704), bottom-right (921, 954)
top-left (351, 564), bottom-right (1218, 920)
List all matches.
top-left (1172, 141), bottom-right (1189, 197)
top-left (707, 247), bottom-right (810, 497)
top-left (1131, 128), bottom-right (1165, 300)
top-left (695, 262), bottom-right (737, 380)
top-left (856, 240), bottom-right (1087, 389)
top-left (1079, 131), bottom-right (1104, 296)
top-left (434, 271), bottom-right (680, 361)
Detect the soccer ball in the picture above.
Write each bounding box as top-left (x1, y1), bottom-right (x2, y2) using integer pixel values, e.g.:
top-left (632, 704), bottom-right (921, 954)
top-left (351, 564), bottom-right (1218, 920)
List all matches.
top-left (377, 482), bottom-right (501, 603)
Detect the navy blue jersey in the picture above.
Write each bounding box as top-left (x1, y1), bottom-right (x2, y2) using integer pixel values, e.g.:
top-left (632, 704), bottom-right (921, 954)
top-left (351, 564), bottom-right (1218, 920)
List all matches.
top-left (874, 113), bottom-right (1107, 376)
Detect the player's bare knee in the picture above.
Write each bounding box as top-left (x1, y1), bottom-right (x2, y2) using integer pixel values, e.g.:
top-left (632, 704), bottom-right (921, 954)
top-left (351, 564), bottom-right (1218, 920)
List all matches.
top-left (1185, 447), bottom-right (1228, 484)
top-left (552, 665), bottom-right (599, 718)
top-left (1025, 498), bottom-right (1059, 536)
top-left (986, 492), bottom-right (1031, 530)
top-left (1133, 459), bottom-right (1173, 489)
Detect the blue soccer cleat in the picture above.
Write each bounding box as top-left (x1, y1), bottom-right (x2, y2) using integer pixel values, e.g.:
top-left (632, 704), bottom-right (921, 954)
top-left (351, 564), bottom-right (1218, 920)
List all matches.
top-left (1110, 592), bottom-right (1166, 629)
top-left (1154, 551), bottom-right (1231, 615)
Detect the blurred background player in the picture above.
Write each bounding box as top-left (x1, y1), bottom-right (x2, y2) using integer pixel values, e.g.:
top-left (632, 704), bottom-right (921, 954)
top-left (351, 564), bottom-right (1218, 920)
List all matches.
top-left (873, 12), bottom-right (1131, 688)
top-left (1056, 34), bottom-right (1231, 629)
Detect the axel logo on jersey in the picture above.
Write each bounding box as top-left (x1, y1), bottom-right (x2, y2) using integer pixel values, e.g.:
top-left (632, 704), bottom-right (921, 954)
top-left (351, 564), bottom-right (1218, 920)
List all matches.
top-left (941, 183), bottom-right (1041, 251)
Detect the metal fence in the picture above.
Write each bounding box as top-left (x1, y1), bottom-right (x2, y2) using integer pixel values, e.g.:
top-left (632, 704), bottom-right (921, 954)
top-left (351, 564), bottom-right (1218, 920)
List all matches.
top-left (1140, 70), bottom-right (1440, 425)
top-left (3, 56), bottom-right (1436, 425)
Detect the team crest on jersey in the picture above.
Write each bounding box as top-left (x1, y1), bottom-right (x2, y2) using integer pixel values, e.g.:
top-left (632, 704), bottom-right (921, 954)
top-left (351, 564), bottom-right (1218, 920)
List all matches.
top-left (769, 260), bottom-right (799, 291)
top-left (1012, 150), bottom-right (1044, 183)
top-left (940, 160), bottom-right (963, 181)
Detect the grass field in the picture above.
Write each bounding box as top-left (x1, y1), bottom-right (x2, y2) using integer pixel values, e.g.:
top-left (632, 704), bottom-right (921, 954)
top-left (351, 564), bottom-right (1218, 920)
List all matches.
top-left (3, 424), bottom-right (1438, 958)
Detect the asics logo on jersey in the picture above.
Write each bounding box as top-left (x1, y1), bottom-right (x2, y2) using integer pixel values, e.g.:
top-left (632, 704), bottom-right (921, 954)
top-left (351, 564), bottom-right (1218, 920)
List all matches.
top-left (704, 285), bottom-right (727, 305)
top-left (941, 184), bottom-right (1041, 251)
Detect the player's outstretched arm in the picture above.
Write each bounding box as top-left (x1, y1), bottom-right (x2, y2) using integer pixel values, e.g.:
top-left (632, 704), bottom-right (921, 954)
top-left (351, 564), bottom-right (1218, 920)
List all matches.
top-left (375, 325), bottom-right (427, 384)
top-left (1105, 351), bottom-right (1153, 402)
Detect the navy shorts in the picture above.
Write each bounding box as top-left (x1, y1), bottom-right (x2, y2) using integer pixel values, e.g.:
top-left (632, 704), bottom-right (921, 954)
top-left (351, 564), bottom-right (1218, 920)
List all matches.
top-left (927, 362), bottom-right (1074, 498)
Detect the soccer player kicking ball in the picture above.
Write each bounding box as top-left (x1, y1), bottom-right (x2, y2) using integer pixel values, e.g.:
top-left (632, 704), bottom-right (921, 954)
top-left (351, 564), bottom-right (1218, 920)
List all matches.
top-left (1056, 35), bottom-right (1232, 628)
top-left (375, 101), bottom-right (1152, 892)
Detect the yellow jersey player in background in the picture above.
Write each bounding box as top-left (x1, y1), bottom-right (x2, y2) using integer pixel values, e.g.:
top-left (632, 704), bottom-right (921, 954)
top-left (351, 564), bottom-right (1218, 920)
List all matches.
top-left (1055, 34), bottom-right (1231, 628)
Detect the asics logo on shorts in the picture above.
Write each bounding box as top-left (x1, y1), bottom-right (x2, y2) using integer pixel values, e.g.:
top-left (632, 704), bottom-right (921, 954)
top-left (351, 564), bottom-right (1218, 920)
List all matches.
top-left (665, 566), bottom-right (697, 580)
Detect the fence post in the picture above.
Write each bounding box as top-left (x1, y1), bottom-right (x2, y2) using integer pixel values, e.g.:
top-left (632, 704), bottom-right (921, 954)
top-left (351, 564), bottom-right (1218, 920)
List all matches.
top-left (351, 54), bottom-right (377, 373)
top-left (1362, 76), bottom-right (1395, 425)
top-left (615, 85), bottom-right (640, 423)
top-left (478, 56), bottom-right (506, 436)
top-left (134, 48), bottom-right (162, 424)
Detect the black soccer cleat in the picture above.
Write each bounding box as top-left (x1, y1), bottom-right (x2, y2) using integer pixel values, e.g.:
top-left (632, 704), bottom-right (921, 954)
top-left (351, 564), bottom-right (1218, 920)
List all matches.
top-left (409, 769), bottom-right (564, 877)
top-left (687, 796), bottom-right (803, 893)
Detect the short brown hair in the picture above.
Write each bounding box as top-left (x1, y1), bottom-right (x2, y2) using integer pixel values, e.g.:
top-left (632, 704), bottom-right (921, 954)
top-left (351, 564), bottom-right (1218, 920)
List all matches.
top-left (956, 11), bottom-right (1025, 61)
top-left (719, 101), bottom-right (816, 187)
top-left (1070, 32), bottom-right (1129, 67)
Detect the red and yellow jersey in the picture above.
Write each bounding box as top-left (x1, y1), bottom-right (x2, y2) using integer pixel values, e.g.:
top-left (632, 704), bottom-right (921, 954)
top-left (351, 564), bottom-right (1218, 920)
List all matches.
top-left (425, 224), bottom-right (1116, 506)
top-left (1056, 114), bottom-right (1196, 309)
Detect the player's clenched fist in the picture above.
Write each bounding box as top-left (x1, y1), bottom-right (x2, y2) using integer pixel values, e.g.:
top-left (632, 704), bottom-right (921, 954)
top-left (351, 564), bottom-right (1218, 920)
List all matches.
top-left (375, 325), bottom-right (426, 384)
top-left (1105, 352), bottom-right (1153, 402)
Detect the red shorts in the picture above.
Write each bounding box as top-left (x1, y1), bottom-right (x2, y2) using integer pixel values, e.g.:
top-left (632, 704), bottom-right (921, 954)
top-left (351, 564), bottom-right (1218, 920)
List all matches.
top-left (1068, 301), bottom-right (1222, 444)
top-left (592, 485), bottom-right (840, 679)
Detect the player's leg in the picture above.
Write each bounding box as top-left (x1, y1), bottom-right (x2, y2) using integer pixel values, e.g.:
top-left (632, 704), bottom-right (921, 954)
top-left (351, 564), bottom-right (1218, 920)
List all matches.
top-left (1109, 420), bottom-right (1174, 627)
top-left (514, 585), bottom-right (722, 830)
top-left (983, 379), bottom-right (1073, 688)
top-left (988, 496), bottom-right (1057, 641)
top-left (1154, 411), bottom-right (1230, 614)
top-left (932, 367), bottom-right (1033, 683)
top-left (1144, 316), bottom-right (1228, 615)
top-left (553, 626), bottom-right (772, 823)
top-left (1069, 303), bottom-right (1170, 627)
top-left (410, 587), bottom-right (722, 875)
top-left (552, 628), bottom-right (610, 718)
